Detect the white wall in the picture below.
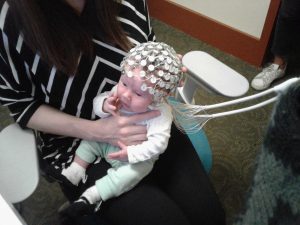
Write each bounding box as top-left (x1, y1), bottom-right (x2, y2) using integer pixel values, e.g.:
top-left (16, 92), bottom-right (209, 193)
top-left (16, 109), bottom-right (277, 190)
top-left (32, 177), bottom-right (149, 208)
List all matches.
top-left (169, 0), bottom-right (271, 39)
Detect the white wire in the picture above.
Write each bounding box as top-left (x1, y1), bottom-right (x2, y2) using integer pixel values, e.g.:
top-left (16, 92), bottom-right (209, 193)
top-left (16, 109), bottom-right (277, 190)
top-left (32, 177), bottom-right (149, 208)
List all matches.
top-left (201, 88), bottom-right (275, 110)
top-left (201, 77), bottom-right (300, 110)
top-left (170, 78), bottom-right (300, 133)
top-left (205, 96), bottom-right (278, 118)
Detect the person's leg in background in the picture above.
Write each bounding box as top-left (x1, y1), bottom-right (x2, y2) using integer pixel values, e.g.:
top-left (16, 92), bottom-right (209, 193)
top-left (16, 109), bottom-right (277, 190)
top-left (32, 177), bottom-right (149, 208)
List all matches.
top-left (251, 0), bottom-right (300, 91)
top-left (152, 124), bottom-right (226, 225)
top-left (271, 0), bottom-right (300, 67)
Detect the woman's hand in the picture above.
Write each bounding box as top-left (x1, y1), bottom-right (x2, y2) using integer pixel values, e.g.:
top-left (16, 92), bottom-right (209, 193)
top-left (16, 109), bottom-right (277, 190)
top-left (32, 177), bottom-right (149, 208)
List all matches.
top-left (87, 110), bottom-right (160, 146)
top-left (177, 54), bottom-right (187, 86)
top-left (177, 54), bottom-right (187, 72)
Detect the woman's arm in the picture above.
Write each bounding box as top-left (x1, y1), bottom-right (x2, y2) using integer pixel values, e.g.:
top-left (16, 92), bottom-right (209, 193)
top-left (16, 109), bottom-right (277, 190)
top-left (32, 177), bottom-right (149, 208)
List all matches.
top-left (27, 104), bottom-right (160, 146)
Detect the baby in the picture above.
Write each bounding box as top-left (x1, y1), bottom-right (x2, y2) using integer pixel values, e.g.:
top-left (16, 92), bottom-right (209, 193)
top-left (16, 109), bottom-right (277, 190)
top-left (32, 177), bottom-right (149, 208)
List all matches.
top-left (61, 41), bottom-right (184, 212)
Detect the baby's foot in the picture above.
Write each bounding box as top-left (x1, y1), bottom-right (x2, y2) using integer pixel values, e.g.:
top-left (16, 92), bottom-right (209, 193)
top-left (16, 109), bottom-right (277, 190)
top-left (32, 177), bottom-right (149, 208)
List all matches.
top-left (81, 185), bottom-right (101, 204)
top-left (44, 166), bottom-right (77, 188)
top-left (62, 162), bottom-right (87, 185)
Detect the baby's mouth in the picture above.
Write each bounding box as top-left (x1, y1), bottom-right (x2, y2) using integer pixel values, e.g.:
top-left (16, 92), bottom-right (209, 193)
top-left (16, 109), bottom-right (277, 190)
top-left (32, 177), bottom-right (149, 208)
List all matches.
top-left (120, 101), bottom-right (129, 109)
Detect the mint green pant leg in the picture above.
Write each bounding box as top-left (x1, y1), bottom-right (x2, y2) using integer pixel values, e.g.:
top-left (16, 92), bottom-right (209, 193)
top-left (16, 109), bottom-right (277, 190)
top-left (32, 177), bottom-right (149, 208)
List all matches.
top-left (95, 159), bottom-right (155, 201)
top-left (76, 140), bottom-right (105, 163)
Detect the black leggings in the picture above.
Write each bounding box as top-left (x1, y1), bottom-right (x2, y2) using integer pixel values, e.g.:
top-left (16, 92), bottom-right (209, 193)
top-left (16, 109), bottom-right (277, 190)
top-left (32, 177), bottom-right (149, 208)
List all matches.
top-left (271, 0), bottom-right (300, 58)
top-left (61, 125), bottom-right (226, 225)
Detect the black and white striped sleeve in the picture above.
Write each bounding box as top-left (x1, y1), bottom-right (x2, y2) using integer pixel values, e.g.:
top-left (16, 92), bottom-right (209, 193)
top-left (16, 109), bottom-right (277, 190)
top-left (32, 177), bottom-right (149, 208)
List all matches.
top-left (119, 0), bottom-right (156, 45)
top-left (0, 1), bottom-right (42, 128)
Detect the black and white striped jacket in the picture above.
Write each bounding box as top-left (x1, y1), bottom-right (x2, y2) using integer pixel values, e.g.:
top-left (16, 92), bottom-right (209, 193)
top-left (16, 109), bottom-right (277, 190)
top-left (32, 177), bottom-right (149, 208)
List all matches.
top-left (0, 0), bottom-right (155, 169)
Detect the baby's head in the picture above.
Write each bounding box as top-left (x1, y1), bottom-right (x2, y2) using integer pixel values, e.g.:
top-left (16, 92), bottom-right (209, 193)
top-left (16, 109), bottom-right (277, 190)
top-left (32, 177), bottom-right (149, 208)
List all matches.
top-left (120, 41), bottom-right (184, 105)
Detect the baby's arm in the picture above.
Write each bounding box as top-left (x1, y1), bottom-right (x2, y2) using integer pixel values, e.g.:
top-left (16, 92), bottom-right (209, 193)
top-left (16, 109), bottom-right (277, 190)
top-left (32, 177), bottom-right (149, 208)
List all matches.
top-left (108, 141), bottom-right (128, 162)
top-left (93, 86), bottom-right (118, 118)
top-left (103, 95), bottom-right (120, 116)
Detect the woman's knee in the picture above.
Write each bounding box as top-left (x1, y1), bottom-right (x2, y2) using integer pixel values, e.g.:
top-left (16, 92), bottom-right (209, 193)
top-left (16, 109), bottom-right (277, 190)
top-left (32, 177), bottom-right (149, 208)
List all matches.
top-left (101, 183), bottom-right (191, 225)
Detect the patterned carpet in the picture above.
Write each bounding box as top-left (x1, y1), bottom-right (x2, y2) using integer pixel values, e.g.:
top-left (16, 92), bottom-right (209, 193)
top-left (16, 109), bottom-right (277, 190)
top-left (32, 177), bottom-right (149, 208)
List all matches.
top-left (152, 18), bottom-right (272, 225)
top-left (1, 19), bottom-right (299, 225)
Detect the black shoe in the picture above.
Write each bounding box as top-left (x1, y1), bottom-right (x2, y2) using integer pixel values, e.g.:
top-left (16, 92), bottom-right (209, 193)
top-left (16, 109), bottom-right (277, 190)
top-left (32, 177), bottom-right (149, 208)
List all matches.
top-left (59, 197), bottom-right (104, 225)
top-left (59, 197), bottom-right (101, 217)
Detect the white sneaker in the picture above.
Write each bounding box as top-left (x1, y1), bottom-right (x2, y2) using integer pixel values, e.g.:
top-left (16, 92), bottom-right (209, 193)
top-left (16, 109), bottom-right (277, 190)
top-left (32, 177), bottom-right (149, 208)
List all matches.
top-left (251, 64), bottom-right (286, 90)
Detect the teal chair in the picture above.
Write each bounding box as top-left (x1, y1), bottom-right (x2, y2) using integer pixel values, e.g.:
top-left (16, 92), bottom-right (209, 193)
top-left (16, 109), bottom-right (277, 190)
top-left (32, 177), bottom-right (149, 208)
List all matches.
top-left (187, 130), bottom-right (212, 173)
top-left (179, 51), bottom-right (249, 173)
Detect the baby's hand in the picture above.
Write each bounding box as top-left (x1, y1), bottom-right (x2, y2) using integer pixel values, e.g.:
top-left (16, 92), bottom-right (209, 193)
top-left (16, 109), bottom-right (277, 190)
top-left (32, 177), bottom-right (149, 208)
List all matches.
top-left (103, 95), bottom-right (120, 116)
top-left (108, 141), bottom-right (129, 162)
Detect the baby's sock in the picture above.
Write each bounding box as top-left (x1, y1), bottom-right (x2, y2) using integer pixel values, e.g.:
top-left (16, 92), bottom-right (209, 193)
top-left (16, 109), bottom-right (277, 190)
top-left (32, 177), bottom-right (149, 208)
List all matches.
top-left (81, 185), bottom-right (102, 204)
top-left (62, 162), bottom-right (86, 186)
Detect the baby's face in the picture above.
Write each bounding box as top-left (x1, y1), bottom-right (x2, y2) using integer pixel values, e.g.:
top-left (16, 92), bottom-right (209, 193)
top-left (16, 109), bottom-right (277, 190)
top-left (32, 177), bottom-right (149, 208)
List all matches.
top-left (117, 70), bottom-right (153, 113)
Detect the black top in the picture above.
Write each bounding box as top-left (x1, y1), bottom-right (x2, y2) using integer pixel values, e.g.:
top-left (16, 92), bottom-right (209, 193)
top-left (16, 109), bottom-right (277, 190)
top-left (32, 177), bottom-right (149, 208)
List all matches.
top-left (0, 0), bottom-right (155, 169)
